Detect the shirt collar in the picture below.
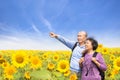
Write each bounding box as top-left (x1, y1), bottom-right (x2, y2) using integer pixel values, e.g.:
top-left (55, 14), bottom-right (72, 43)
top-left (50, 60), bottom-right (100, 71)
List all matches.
top-left (77, 43), bottom-right (85, 48)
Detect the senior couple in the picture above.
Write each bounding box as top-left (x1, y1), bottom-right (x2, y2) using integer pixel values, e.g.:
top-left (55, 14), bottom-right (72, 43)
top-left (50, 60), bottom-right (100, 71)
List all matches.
top-left (49, 31), bottom-right (107, 80)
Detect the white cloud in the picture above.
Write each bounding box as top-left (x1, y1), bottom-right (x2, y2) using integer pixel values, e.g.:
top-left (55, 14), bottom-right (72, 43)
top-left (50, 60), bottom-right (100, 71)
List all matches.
top-left (32, 23), bottom-right (41, 33)
top-left (97, 36), bottom-right (120, 47)
top-left (0, 23), bottom-right (21, 36)
top-left (0, 23), bottom-right (10, 31)
top-left (0, 35), bottom-right (70, 50)
top-left (92, 31), bottom-right (120, 47)
top-left (40, 16), bottom-right (54, 31)
top-left (0, 32), bottom-right (119, 50)
top-left (0, 35), bottom-right (20, 41)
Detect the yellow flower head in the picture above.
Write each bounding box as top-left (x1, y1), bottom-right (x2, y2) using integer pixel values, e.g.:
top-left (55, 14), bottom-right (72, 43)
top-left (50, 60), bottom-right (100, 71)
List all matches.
top-left (4, 65), bottom-right (16, 79)
top-left (64, 70), bottom-right (70, 77)
top-left (110, 54), bottom-right (115, 61)
top-left (53, 54), bottom-right (59, 61)
top-left (24, 71), bottom-right (31, 79)
top-left (0, 54), bottom-right (3, 59)
top-left (57, 60), bottom-right (69, 73)
top-left (70, 73), bottom-right (77, 80)
top-left (12, 51), bottom-right (28, 68)
top-left (113, 57), bottom-right (120, 70)
top-left (109, 73), bottom-right (115, 79)
top-left (102, 47), bottom-right (108, 54)
top-left (63, 51), bottom-right (71, 59)
top-left (112, 68), bottom-right (119, 75)
top-left (42, 53), bottom-right (49, 59)
top-left (30, 56), bottom-right (42, 69)
top-left (107, 64), bottom-right (112, 70)
top-left (47, 62), bottom-right (55, 70)
top-left (0, 58), bottom-right (5, 65)
top-left (2, 62), bottom-right (10, 68)
top-left (98, 44), bottom-right (103, 49)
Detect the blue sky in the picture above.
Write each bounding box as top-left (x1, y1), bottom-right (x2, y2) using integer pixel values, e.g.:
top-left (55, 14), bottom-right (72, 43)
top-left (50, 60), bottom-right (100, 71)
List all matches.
top-left (0, 0), bottom-right (120, 50)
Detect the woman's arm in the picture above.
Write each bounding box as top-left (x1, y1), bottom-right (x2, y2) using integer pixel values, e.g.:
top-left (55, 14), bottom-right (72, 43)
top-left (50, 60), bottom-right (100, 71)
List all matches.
top-left (92, 53), bottom-right (107, 71)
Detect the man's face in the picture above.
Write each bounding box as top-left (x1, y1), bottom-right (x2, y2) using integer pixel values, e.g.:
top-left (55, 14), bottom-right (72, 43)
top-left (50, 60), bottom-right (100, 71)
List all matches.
top-left (77, 32), bottom-right (86, 43)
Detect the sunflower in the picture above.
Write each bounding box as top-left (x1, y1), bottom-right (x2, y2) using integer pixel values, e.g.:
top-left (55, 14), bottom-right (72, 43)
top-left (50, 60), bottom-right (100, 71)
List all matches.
top-left (12, 51), bottom-right (28, 68)
top-left (102, 47), bottom-right (108, 54)
top-left (107, 69), bottom-right (116, 79)
top-left (63, 51), bottom-right (71, 59)
top-left (96, 48), bottom-right (101, 53)
top-left (42, 53), bottom-right (49, 60)
top-left (113, 57), bottom-right (120, 70)
top-left (110, 54), bottom-right (115, 61)
top-left (24, 71), bottom-right (31, 80)
top-left (30, 56), bottom-right (42, 69)
top-left (47, 62), bottom-right (55, 70)
top-left (2, 62), bottom-right (10, 68)
top-left (4, 65), bottom-right (16, 80)
top-left (112, 68), bottom-right (119, 75)
top-left (64, 70), bottom-right (70, 77)
top-left (98, 44), bottom-right (103, 49)
top-left (60, 51), bottom-right (71, 59)
top-left (108, 73), bottom-right (115, 79)
top-left (57, 60), bottom-right (69, 73)
top-left (0, 54), bottom-right (2, 59)
top-left (0, 58), bottom-right (5, 65)
top-left (107, 64), bottom-right (112, 70)
top-left (69, 73), bottom-right (77, 80)
top-left (53, 54), bottom-right (59, 61)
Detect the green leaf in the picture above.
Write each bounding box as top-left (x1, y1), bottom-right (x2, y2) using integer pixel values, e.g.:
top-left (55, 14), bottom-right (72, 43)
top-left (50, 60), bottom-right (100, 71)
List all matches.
top-left (0, 77), bottom-right (3, 80)
top-left (30, 69), bottom-right (51, 80)
top-left (57, 77), bottom-right (65, 80)
top-left (14, 72), bottom-right (23, 80)
top-left (53, 71), bottom-right (62, 77)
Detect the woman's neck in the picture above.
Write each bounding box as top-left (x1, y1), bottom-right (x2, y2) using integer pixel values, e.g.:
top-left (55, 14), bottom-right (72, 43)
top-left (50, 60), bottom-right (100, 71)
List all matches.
top-left (87, 50), bottom-right (94, 54)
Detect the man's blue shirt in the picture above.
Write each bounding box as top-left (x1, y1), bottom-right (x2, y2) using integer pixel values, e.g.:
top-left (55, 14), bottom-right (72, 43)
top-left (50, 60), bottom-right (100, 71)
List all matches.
top-left (56, 35), bottom-right (85, 72)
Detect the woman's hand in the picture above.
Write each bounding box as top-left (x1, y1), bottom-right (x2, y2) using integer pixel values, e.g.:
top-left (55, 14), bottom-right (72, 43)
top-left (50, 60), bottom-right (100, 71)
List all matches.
top-left (79, 57), bottom-right (84, 67)
top-left (91, 57), bottom-right (97, 63)
top-left (92, 57), bottom-right (100, 67)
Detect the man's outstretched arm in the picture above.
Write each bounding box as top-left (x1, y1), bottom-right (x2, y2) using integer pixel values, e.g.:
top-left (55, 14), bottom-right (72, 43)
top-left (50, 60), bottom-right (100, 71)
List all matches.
top-left (49, 32), bottom-right (75, 49)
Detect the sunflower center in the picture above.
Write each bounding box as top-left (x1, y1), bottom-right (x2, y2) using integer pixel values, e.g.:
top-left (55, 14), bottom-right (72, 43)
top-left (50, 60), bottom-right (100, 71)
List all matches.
top-left (70, 75), bottom-right (76, 80)
top-left (16, 56), bottom-right (24, 63)
top-left (111, 56), bottom-right (114, 59)
top-left (50, 63), bottom-right (53, 67)
top-left (33, 60), bottom-right (38, 65)
top-left (99, 45), bottom-right (102, 48)
top-left (61, 64), bottom-right (66, 69)
top-left (104, 49), bottom-right (107, 52)
top-left (0, 59), bottom-right (5, 64)
top-left (43, 55), bottom-right (48, 59)
top-left (44, 55), bottom-right (47, 57)
top-left (0, 55), bottom-right (2, 58)
top-left (54, 56), bottom-right (58, 59)
top-left (8, 69), bottom-right (14, 75)
top-left (3, 63), bottom-right (7, 67)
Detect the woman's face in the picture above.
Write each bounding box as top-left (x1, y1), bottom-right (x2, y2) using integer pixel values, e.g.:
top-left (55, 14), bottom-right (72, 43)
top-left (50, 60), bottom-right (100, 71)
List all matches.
top-left (85, 40), bottom-right (93, 50)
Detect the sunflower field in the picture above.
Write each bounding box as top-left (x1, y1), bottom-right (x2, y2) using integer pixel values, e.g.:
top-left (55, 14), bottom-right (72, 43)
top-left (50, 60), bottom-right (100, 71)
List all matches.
top-left (0, 44), bottom-right (120, 80)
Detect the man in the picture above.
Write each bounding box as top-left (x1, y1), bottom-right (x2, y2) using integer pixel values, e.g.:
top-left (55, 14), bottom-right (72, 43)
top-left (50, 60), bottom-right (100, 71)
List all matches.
top-left (49, 31), bottom-right (87, 78)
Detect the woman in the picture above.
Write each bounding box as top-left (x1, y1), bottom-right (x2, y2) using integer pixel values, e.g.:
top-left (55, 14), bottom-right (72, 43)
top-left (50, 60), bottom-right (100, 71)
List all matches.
top-left (79, 37), bottom-right (107, 80)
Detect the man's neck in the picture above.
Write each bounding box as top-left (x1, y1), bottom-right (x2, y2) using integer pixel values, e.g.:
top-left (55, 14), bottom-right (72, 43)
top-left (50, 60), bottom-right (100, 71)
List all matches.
top-left (79, 42), bottom-right (85, 46)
